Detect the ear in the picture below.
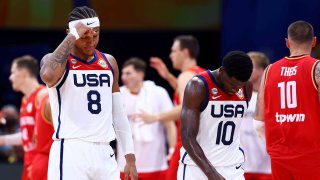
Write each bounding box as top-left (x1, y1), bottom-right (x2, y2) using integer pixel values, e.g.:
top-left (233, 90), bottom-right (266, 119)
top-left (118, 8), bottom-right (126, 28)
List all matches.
top-left (285, 38), bottom-right (290, 48)
top-left (182, 48), bottom-right (190, 57)
top-left (312, 36), bottom-right (317, 47)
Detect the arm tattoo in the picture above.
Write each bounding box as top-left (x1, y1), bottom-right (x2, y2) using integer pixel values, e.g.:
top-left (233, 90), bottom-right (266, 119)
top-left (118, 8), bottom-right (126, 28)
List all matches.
top-left (315, 62), bottom-right (320, 87)
top-left (45, 36), bottom-right (75, 71)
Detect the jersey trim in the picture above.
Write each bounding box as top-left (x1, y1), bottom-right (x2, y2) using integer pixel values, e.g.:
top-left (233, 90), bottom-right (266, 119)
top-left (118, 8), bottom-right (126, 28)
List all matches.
top-left (70, 51), bottom-right (97, 65)
top-left (264, 64), bottom-right (271, 87)
top-left (312, 61), bottom-right (319, 90)
top-left (208, 71), bottom-right (225, 93)
top-left (243, 85), bottom-right (249, 108)
top-left (284, 55), bottom-right (309, 60)
top-left (183, 164), bottom-right (187, 180)
top-left (60, 139), bottom-right (64, 180)
top-left (100, 52), bottom-right (114, 76)
top-left (196, 73), bottom-right (209, 112)
top-left (56, 63), bottom-right (70, 90)
top-left (181, 151), bottom-right (188, 164)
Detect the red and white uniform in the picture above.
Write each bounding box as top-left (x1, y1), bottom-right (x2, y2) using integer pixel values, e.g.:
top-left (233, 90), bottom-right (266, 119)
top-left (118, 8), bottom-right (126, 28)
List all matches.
top-left (20, 85), bottom-right (45, 180)
top-left (166, 66), bottom-right (205, 180)
top-left (48, 50), bottom-right (119, 180)
top-left (264, 55), bottom-right (320, 178)
top-left (118, 81), bottom-right (173, 179)
top-left (178, 70), bottom-right (248, 180)
top-left (31, 94), bottom-right (54, 180)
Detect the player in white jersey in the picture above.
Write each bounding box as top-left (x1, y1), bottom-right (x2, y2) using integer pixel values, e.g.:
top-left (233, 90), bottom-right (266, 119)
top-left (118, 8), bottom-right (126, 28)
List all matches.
top-left (117, 57), bottom-right (176, 180)
top-left (240, 52), bottom-right (271, 180)
top-left (178, 51), bottom-right (253, 180)
top-left (40, 6), bottom-right (137, 180)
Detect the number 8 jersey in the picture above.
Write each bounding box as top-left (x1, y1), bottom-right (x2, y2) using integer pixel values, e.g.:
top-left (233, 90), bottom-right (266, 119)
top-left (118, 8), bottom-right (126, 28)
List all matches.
top-left (48, 50), bottom-right (116, 143)
top-left (180, 70), bottom-right (248, 166)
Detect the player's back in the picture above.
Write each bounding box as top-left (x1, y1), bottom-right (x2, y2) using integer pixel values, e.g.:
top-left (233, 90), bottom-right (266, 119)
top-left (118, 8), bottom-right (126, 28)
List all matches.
top-left (48, 50), bottom-right (116, 143)
top-left (180, 70), bottom-right (248, 166)
top-left (264, 55), bottom-right (320, 160)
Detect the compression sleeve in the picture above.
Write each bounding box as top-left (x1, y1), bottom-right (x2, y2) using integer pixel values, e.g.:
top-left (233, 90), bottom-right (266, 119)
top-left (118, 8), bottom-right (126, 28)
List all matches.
top-left (112, 92), bottom-right (134, 155)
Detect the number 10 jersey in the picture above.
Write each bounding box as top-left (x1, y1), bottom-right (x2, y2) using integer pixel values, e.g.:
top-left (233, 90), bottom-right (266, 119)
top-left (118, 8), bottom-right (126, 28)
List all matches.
top-left (180, 70), bottom-right (248, 166)
top-left (48, 50), bottom-right (116, 143)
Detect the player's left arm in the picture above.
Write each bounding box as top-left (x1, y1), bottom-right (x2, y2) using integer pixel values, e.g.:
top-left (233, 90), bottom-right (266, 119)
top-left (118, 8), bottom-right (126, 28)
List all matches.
top-left (181, 77), bottom-right (224, 180)
top-left (107, 54), bottom-right (137, 180)
top-left (314, 61), bottom-right (320, 103)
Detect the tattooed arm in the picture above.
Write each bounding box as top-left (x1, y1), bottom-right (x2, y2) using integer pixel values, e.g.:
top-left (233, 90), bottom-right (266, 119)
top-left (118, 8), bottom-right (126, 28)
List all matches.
top-left (314, 61), bottom-right (320, 103)
top-left (40, 22), bottom-right (89, 87)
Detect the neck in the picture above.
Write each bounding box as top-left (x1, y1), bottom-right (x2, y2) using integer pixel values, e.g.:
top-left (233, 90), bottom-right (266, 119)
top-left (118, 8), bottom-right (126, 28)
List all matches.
top-left (21, 79), bottom-right (40, 98)
top-left (71, 49), bottom-right (94, 62)
top-left (128, 81), bottom-right (143, 95)
top-left (289, 48), bottom-right (311, 57)
top-left (251, 79), bottom-right (260, 92)
top-left (181, 58), bottom-right (197, 72)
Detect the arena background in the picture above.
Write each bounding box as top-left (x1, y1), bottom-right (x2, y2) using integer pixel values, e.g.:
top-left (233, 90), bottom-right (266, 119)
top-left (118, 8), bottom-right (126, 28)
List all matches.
top-left (0, 0), bottom-right (320, 179)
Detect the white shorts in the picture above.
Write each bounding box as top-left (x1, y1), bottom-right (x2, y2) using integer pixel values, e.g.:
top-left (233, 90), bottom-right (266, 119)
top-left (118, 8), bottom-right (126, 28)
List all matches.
top-left (177, 163), bottom-right (244, 180)
top-left (48, 139), bottom-right (120, 180)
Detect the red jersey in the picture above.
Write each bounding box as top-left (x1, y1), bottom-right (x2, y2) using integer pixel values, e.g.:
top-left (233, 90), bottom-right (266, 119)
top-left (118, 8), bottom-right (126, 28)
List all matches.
top-left (34, 94), bottom-right (54, 155)
top-left (173, 66), bottom-right (205, 143)
top-left (264, 55), bottom-right (320, 161)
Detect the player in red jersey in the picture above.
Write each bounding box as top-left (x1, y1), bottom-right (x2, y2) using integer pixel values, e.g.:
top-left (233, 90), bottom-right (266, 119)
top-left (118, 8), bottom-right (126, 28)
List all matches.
top-left (30, 94), bottom-right (54, 180)
top-left (136, 35), bottom-right (205, 180)
top-left (255, 20), bottom-right (320, 179)
top-left (0, 55), bottom-right (46, 180)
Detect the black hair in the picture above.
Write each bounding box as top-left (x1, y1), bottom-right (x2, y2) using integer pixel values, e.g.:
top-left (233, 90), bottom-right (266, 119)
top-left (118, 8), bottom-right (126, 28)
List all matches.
top-left (288, 20), bottom-right (314, 44)
top-left (12, 55), bottom-right (39, 78)
top-left (222, 51), bottom-right (253, 82)
top-left (68, 6), bottom-right (98, 23)
top-left (174, 35), bottom-right (200, 59)
top-left (122, 57), bottom-right (147, 74)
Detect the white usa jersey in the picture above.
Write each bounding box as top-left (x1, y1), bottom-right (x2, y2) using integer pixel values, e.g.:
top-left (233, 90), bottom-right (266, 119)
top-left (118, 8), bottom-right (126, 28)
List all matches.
top-left (48, 50), bottom-right (116, 143)
top-left (180, 70), bottom-right (248, 166)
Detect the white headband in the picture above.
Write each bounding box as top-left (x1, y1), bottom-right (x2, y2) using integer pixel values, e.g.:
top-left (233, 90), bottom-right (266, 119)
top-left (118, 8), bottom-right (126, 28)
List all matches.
top-left (68, 17), bottom-right (100, 29)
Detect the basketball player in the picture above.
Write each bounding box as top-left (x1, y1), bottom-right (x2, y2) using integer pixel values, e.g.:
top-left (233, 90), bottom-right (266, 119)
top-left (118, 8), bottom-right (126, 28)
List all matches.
top-left (178, 51), bottom-right (253, 179)
top-left (39, 6), bottom-right (137, 180)
top-left (0, 55), bottom-right (47, 180)
top-left (255, 20), bottom-right (320, 179)
top-left (240, 52), bottom-right (271, 180)
top-left (137, 35), bottom-right (205, 180)
top-left (30, 94), bottom-right (54, 180)
top-left (118, 57), bottom-right (176, 180)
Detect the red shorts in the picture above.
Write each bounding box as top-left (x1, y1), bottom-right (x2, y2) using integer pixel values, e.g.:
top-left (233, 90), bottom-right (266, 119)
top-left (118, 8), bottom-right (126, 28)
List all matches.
top-left (30, 153), bottom-right (49, 180)
top-left (120, 170), bottom-right (166, 180)
top-left (21, 164), bottom-right (31, 180)
top-left (165, 142), bottom-right (182, 180)
top-left (271, 158), bottom-right (320, 180)
top-left (244, 172), bottom-right (272, 180)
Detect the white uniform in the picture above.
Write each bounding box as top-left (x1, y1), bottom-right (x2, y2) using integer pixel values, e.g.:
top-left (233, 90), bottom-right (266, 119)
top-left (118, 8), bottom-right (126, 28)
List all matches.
top-left (240, 91), bottom-right (271, 173)
top-left (178, 70), bottom-right (247, 180)
top-left (117, 81), bottom-right (173, 173)
top-left (48, 50), bottom-right (119, 180)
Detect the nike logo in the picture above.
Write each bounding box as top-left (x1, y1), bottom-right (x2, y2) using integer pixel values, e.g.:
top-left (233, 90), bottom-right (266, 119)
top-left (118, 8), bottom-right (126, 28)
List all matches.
top-left (87, 21), bottom-right (95, 26)
top-left (110, 153), bottom-right (115, 158)
top-left (212, 95), bottom-right (222, 100)
top-left (235, 164), bottom-right (242, 169)
top-left (72, 65), bottom-right (81, 69)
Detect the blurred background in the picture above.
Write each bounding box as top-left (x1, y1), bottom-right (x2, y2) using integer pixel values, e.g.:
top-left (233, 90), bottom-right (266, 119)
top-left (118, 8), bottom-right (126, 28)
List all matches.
top-left (0, 0), bottom-right (320, 178)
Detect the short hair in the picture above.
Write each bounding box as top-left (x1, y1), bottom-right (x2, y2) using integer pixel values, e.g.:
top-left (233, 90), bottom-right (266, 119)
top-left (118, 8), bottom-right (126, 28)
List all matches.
top-left (122, 57), bottom-right (147, 74)
top-left (12, 55), bottom-right (39, 78)
top-left (174, 35), bottom-right (200, 59)
top-left (247, 51), bottom-right (270, 70)
top-left (68, 6), bottom-right (98, 23)
top-left (222, 51), bottom-right (253, 82)
top-left (288, 20), bottom-right (314, 44)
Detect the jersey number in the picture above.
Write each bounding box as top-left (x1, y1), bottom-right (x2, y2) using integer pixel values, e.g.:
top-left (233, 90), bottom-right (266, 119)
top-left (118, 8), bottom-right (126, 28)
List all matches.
top-left (216, 121), bottom-right (235, 145)
top-left (277, 81), bottom-right (297, 109)
top-left (87, 90), bottom-right (101, 114)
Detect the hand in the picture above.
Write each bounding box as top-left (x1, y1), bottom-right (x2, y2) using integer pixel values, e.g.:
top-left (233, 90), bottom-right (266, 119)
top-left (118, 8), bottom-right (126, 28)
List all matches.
top-left (123, 154), bottom-right (138, 180)
top-left (150, 57), bottom-right (170, 80)
top-left (134, 110), bottom-right (158, 124)
top-left (74, 22), bottom-right (91, 38)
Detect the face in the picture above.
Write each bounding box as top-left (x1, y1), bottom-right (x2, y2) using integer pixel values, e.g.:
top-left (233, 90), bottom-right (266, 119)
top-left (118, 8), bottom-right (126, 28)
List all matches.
top-left (121, 65), bottom-right (144, 90)
top-left (73, 27), bottom-right (100, 58)
top-left (169, 41), bottom-right (185, 70)
top-left (220, 68), bottom-right (246, 95)
top-left (9, 63), bottom-right (26, 92)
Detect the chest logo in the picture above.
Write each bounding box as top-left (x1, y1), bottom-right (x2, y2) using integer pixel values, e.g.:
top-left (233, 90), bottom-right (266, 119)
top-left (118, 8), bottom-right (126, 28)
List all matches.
top-left (236, 89), bottom-right (244, 99)
top-left (98, 59), bottom-right (108, 69)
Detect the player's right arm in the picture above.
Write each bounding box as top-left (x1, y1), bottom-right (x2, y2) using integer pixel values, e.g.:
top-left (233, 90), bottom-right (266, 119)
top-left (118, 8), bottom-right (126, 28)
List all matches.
top-left (181, 77), bottom-right (225, 180)
top-left (150, 57), bottom-right (177, 89)
top-left (40, 23), bottom-right (89, 87)
top-left (314, 61), bottom-right (320, 103)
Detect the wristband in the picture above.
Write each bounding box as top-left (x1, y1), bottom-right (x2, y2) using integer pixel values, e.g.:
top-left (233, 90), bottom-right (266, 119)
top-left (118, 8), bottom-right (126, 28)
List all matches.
top-left (69, 28), bottom-right (80, 40)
